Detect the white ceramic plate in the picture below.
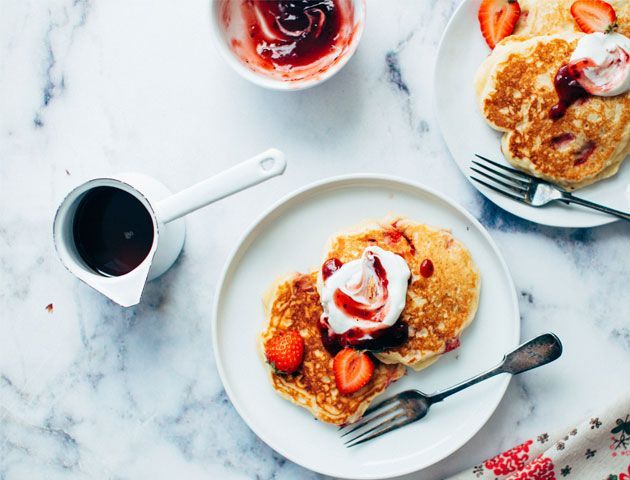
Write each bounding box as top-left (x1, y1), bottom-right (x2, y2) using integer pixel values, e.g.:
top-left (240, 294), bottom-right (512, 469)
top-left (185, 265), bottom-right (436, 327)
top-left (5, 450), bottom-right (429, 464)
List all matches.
top-left (435, 0), bottom-right (629, 228)
top-left (212, 175), bottom-right (519, 479)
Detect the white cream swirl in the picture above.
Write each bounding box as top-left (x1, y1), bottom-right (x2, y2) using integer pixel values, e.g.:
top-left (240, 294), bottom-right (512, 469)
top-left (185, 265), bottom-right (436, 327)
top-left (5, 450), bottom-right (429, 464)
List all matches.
top-left (569, 32), bottom-right (630, 97)
top-left (321, 246), bottom-right (410, 335)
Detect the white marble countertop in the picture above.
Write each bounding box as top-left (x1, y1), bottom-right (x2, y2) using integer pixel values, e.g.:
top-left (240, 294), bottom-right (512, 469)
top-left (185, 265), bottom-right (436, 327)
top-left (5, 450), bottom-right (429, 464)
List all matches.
top-left (1, 0), bottom-right (629, 479)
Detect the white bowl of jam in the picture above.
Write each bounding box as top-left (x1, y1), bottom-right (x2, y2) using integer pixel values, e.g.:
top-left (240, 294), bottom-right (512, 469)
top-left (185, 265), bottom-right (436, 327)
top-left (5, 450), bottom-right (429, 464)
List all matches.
top-left (211, 0), bottom-right (366, 90)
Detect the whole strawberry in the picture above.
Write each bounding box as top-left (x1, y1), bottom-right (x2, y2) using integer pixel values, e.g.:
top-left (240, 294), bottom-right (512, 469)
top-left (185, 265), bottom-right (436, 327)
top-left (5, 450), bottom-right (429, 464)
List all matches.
top-left (265, 330), bottom-right (305, 374)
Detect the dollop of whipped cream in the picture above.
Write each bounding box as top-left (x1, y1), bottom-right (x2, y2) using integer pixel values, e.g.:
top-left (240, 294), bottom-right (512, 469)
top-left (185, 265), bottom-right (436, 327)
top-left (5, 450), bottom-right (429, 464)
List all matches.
top-left (321, 246), bottom-right (410, 336)
top-left (569, 32), bottom-right (630, 97)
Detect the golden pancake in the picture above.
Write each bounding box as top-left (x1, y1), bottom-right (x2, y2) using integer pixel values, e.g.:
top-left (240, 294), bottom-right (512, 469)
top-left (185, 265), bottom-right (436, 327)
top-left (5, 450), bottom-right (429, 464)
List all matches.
top-left (318, 217), bottom-right (480, 371)
top-left (260, 272), bottom-right (405, 426)
top-left (476, 33), bottom-right (630, 189)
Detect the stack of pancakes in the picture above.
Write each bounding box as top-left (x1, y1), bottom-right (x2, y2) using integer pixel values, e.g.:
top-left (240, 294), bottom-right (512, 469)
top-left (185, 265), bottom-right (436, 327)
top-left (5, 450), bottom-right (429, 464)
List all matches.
top-left (475, 0), bottom-right (630, 189)
top-left (260, 217), bottom-right (480, 425)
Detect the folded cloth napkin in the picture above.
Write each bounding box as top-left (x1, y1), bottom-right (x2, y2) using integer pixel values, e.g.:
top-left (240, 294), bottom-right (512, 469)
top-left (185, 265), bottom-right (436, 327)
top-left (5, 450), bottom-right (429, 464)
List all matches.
top-left (448, 393), bottom-right (630, 480)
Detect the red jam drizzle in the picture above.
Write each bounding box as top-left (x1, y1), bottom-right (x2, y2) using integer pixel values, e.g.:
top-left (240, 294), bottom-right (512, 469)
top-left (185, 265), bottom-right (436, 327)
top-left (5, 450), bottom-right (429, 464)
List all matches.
top-left (385, 228), bottom-right (402, 243)
top-left (386, 223), bottom-right (416, 255)
top-left (574, 141), bottom-right (596, 166)
top-left (322, 257), bottom-right (343, 281)
top-left (332, 255), bottom-right (389, 321)
top-left (567, 49), bottom-right (629, 96)
top-left (444, 337), bottom-right (461, 353)
top-left (550, 132), bottom-right (575, 149)
top-left (319, 252), bottom-right (407, 354)
top-left (549, 64), bottom-right (589, 120)
top-left (319, 318), bottom-right (409, 356)
top-left (420, 258), bottom-right (434, 278)
top-left (241, 0), bottom-right (344, 68)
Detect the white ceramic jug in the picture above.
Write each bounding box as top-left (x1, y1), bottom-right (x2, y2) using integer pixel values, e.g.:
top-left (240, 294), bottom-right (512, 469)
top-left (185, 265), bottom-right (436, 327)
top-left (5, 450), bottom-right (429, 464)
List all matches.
top-left (53, 148), bottom-right (286, 307)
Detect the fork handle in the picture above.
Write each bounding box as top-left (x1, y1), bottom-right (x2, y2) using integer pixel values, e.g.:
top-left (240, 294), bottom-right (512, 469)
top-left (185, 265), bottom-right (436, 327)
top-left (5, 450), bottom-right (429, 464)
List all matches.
top-left (427, 333), bottom-right (562, 404)
top-left (560, 193), bottom-right (630, 221)
top-left (427, 365), bottom-right (504, 404)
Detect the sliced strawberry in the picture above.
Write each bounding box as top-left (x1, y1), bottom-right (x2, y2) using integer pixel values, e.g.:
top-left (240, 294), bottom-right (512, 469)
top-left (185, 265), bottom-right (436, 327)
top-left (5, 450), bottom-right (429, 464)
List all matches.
top-left (444, 337), bottom-right (461, 353)
top-left (478, 0), bottom-right (521, 49)
top-left (265, 330), bottom-right (304, 374)
top-left (570, 0), bottom-right (617, 33)
top-left (573, 140), bottom-right (596, 166)
top-left (333, 348), bottom-right (374, 395)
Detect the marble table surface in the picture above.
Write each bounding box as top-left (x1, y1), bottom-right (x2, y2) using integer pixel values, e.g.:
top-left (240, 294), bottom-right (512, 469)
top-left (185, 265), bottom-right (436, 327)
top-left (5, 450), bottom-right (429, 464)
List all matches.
top-left (1, 0), bottom-right (629, 478)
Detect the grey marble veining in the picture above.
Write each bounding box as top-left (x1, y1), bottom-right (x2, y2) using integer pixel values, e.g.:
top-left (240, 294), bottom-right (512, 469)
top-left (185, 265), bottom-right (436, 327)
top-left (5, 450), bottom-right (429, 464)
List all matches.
top-left (1, 0), bottom-right (629, 479)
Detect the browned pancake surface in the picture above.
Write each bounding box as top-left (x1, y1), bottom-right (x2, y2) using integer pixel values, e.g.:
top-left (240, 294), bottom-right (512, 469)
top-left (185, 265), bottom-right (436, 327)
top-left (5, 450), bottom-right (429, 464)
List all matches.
top-left (261, 272), bottom-right (405, 425)
top-left (320, 218), bottom-right (480, 370)
top-left (481, 36), bottom-right (629, 188)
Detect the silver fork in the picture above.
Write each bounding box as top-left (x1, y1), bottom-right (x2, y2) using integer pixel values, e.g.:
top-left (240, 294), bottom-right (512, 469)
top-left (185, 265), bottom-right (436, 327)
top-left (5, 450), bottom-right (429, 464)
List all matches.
top-left (470, 155), bottom-right (630, 221)
top-left (340, 333), bottom-right (562, 447)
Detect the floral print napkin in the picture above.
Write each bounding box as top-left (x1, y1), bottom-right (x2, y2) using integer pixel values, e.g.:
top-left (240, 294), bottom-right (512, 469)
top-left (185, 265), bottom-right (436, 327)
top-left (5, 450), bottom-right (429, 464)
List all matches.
top-left (449, 393), bottom-right (630, 480)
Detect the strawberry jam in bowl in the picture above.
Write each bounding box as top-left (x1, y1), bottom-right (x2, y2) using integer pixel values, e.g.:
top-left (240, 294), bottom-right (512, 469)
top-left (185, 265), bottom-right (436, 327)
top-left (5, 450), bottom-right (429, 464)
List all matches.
top-left (212, 0), bottom-right (365, 90)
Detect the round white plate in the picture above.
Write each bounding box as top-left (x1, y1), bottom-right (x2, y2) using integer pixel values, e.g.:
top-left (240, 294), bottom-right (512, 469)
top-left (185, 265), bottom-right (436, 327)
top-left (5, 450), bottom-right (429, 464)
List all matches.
top-left (212, 175), bottom-right (520, 479)
top-left (435, 0), bottom-right (629, 228)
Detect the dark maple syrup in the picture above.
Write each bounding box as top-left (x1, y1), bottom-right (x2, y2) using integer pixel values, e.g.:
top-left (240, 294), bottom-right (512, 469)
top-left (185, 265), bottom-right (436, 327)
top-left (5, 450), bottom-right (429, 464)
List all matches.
top-left (72, 186), bottom-right (154, 277)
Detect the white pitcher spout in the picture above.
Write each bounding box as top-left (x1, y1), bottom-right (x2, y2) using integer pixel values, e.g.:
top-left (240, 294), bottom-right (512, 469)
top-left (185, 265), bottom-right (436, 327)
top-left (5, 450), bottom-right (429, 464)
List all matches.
top-left (52, 149), bottom-right (286, 307)
top-left (52, 176), bottom-right (173, 307)
top-left (73, 259), bottom-right (153, 307)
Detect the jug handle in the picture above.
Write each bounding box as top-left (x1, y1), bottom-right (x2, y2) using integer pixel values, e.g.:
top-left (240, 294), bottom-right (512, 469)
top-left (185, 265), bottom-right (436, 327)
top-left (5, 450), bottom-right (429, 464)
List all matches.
top-left (155, 148), bottom-right (286, 224)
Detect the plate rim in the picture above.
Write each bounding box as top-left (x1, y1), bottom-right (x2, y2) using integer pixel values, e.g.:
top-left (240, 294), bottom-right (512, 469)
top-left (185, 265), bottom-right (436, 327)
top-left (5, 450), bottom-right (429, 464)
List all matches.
top-left (211, 173), bottom-right (521, 479)
top-left (433, 0), bottom-right (618, 229)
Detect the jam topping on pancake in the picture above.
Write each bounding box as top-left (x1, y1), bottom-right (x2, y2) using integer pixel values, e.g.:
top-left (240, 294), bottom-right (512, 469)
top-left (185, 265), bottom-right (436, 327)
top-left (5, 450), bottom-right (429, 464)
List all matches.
top-left (319, 246), bottom-right (411, 353)
top-left (550, 64), bottom-right (590, 119)
top-left (319, 318), bottom-right (409, 356)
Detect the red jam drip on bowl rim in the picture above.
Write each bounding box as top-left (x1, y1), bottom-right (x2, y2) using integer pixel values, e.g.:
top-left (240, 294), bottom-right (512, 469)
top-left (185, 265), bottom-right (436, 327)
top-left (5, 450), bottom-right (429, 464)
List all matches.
top-left (240, 0), bottom-right (344, 68)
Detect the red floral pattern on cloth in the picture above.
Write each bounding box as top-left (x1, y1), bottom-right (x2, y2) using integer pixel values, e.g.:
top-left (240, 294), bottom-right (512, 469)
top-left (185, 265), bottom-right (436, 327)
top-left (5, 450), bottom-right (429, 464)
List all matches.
top-left (506, 455), bottom-right (555, 480)
top-left (484, 440), bottom-right (534, 475)
top-left (447, 395), bottom-right (630, 480)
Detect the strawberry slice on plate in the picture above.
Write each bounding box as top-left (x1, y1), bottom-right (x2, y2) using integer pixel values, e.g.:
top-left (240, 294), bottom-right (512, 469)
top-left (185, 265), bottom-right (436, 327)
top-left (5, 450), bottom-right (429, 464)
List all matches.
top-left (333, 348), bottom-right (374, 395)
top-left (265, 330), bottom-right (305, 374)
top-left (478, 0), bottom-right (521, 49)
top-left (570, 0), bottom-right (618, 34)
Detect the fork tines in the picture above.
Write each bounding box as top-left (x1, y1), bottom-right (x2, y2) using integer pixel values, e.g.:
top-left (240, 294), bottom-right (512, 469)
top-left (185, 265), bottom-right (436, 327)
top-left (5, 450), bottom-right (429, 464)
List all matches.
top-left (470, 154), bottom-right (533, 204)
top-left (339, 396), bottom-right (411, 448)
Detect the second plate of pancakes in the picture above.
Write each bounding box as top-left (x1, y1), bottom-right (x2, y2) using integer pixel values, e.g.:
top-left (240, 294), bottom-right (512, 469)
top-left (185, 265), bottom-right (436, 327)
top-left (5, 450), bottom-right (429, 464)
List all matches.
top-left (212, 175), bottom-right (520, 479)
top-left (435, 0), bottom-right (630, 228)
